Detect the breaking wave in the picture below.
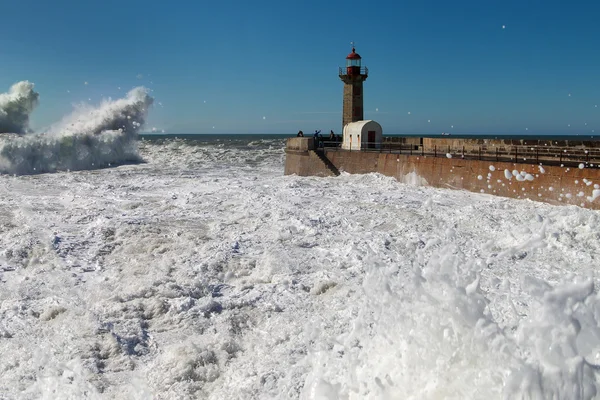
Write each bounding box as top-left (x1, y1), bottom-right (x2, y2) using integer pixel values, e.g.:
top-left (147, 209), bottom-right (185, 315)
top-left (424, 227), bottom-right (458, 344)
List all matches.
top-left (0, 87), bottom-right (153, 175)
top-left (47, 87), bottom-right (153, 138)
top-left (0, 81), bottom-right (39, 134)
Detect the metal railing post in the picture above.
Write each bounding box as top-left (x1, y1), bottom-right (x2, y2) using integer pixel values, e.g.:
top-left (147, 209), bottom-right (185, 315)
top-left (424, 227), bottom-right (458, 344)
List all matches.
top-left (434, 145), bottom-right (437, 157)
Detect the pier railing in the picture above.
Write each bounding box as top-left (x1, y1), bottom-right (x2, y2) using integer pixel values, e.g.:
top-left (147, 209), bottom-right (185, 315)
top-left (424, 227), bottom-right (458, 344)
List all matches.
top-left (317, 141), bottom-right (600, 168)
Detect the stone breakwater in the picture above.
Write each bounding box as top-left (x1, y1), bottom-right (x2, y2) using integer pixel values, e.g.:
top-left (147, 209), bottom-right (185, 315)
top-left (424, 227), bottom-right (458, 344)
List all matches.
top-left (285, 137), bottom-right (600, 209)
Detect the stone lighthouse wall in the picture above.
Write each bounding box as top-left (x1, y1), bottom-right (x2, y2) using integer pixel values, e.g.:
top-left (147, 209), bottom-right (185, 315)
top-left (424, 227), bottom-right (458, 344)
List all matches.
top-left (342, 80), bottom-right (364, 129)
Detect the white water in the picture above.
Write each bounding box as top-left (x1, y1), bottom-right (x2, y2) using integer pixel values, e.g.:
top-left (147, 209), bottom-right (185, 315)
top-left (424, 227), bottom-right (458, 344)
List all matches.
top-left (1, 137), bottom-right (600, 399)
top-left (0, 87), bottom-right (153, 175)
top-left (0, 81), bottom-right (39, 134)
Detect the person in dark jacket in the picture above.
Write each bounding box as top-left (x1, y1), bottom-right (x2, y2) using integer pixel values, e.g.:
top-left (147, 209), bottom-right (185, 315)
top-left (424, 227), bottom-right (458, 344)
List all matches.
top-left (297, 130), bottom-right (304, 137)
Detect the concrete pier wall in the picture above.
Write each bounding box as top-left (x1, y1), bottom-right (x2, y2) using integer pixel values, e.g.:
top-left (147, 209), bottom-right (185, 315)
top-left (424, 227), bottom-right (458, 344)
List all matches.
top-left (326, 151), bottom-right (600, 208)
top-left (284, 138), bottom-right (335, 177)
top-left (284, 138), bottom-right (600, 209)
top-left (284, 150), bottom-right (336, 177)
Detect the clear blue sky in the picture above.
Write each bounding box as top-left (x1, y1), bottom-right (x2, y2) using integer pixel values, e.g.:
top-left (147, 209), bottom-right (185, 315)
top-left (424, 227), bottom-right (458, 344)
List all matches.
top-left (1, 0), bottom-right (598, 135)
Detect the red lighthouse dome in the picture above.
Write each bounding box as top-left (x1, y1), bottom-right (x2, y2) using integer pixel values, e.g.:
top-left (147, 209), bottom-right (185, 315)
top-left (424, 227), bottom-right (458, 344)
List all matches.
top-left (346, 48), bottom-right (362, 60)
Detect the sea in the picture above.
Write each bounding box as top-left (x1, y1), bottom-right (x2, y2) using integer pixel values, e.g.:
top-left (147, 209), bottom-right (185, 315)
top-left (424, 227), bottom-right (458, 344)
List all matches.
top-left (141, 132), bottom-right (599, 142)
top-left (2, 109), bottom-right (600, 398)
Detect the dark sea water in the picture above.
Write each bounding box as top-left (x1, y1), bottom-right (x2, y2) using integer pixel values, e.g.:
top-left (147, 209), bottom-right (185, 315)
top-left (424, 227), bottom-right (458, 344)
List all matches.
top-left (139, 133), bottom-right (289, 142)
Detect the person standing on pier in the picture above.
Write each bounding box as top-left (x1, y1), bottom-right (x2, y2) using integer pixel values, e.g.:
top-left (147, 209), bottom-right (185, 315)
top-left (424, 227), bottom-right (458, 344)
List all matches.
top-left (313, 130), bottom-right (321, 147)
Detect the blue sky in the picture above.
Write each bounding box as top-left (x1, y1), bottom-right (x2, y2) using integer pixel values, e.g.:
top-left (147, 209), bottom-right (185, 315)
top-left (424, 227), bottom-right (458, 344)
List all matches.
top-left (0, 0), bottom-right (598, 135)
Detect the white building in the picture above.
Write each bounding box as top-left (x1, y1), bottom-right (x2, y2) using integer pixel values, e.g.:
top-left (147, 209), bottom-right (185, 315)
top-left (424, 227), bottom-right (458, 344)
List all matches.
top-left (342, 120), bottom-right (383, 151)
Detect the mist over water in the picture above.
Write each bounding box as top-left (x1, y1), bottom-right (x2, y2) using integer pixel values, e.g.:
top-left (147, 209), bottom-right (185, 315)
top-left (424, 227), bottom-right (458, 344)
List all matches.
top-left (0, 87), bottom-right (153, 175)
top-left (0, 81), bottom-right (39, 134)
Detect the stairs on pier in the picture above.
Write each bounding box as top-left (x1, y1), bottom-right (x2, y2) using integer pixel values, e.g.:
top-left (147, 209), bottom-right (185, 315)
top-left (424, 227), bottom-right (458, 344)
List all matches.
top-left (313, 149), bottom-right (340, 176)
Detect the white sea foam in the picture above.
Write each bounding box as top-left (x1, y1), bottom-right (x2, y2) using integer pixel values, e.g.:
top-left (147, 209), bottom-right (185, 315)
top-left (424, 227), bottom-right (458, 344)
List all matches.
top-left (588, 189), bottom-right (600, 202)
top-left (402, 171), bottom-right (428, 186)
top-left (0, 87), bottom-right (153, 175)
top-left (0, 81), bottom-right (39, 134)
top-left (1, 138), bottom-right (600, 399)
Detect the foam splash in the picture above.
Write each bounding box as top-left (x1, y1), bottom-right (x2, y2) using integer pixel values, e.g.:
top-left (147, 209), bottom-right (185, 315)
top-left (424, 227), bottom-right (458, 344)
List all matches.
top-left (301, 243), bottom-right (600, 400)
top-left (0, 87), bottom-right (153, 175)
top-left (506, 278), bottom-right (600, 399)
top-left (301, 247), bottom-right (510, 399)
top-left (0, 81), bottom-right (39, 134)
top-left (47, 87), bottom-right (152, 138)
top-left (402, 170), bottom-right (429, 186)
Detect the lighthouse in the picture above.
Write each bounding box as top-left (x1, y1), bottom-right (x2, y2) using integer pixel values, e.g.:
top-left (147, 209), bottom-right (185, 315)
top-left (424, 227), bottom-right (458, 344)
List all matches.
top-left (339, 45), bottom-right (368, 129)
top-left (339, 45), bottom-right (382, 151)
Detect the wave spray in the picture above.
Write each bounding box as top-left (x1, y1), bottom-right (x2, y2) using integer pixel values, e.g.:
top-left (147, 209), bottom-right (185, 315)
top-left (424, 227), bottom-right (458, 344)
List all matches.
top-left (0, 81), bottom-right (39, 134)
top-left (0, 87), bottom-right (153, 175)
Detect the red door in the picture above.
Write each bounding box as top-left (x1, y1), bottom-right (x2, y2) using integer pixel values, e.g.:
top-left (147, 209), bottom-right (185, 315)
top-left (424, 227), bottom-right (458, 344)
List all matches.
top-left (368, 131), bottom-right (376, 148)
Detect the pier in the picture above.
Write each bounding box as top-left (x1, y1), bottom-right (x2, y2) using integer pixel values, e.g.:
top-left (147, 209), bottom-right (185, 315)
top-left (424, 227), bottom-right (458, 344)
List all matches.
top-left (285, 136), bottom-right (600, 209)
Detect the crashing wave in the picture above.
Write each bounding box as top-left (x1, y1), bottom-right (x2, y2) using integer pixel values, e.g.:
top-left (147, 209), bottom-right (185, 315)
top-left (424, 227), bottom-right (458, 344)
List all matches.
top-left (0, 87), bottom-right (153, 175)
top-left (47, 87), bottom-right (153, 138)
top-left (0, 81), bottom-right (39, 134)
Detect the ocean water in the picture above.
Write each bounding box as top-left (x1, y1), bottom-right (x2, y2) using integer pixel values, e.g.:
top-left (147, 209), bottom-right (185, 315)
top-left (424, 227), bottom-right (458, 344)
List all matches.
top-left (1, 132), bottom-right (600, 399)
top-left (2, 93), bottom-right (600, 398)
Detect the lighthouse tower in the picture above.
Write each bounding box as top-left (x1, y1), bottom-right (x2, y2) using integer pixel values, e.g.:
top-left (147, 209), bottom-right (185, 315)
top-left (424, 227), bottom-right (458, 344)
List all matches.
top-left (339, 45), bottom-right (368, 129)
